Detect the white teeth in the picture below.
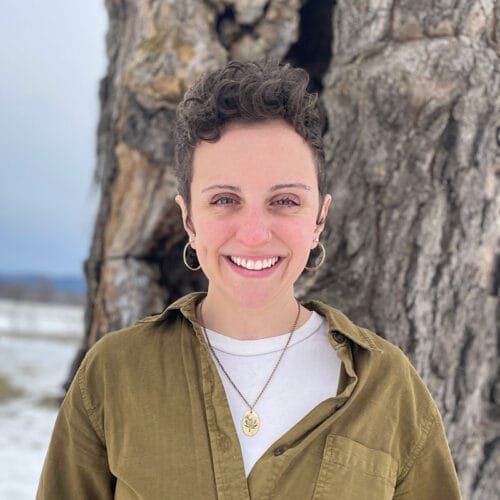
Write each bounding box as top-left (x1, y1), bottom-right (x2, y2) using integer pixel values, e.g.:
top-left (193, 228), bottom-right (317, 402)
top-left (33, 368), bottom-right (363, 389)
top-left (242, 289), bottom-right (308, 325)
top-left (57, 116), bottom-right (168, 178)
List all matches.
top-left (230, 256), bottom-right (279, 270)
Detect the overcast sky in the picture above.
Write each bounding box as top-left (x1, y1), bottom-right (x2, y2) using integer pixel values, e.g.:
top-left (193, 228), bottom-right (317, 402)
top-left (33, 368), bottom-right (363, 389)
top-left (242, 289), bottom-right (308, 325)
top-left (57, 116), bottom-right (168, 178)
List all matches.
top-left (0, 1), bottom-right (107, 277)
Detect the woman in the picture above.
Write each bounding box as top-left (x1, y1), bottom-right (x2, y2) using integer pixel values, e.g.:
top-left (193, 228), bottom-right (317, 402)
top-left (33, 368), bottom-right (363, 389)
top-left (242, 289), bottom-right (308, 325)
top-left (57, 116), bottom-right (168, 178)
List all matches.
top-left (38, 61), bottom-right (462, 499)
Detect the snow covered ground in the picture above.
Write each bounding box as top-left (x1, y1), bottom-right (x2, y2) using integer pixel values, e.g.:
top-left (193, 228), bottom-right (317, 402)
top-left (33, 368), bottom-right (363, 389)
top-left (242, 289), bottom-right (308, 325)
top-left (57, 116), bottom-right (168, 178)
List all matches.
top-left (0, 299), bottom-right (83, 499)
top-left (0, 299), bottom-right (83, 339)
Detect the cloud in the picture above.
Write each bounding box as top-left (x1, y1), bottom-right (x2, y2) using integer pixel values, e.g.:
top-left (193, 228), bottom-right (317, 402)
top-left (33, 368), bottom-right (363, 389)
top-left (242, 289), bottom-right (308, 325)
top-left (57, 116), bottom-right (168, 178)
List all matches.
top-left (0, 1), bottom-right (107, 275)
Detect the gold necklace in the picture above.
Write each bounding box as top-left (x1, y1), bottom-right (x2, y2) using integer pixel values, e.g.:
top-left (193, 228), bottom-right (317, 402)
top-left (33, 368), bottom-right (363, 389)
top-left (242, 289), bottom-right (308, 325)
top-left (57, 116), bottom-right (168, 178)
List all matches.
top-left (199, 300), bottom-right (301, 437)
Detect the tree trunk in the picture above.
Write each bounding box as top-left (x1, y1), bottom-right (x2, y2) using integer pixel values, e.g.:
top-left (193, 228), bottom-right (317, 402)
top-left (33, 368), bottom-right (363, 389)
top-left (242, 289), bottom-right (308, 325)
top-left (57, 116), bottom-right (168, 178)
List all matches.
top-left (70, 1), bottom-right (500, 497)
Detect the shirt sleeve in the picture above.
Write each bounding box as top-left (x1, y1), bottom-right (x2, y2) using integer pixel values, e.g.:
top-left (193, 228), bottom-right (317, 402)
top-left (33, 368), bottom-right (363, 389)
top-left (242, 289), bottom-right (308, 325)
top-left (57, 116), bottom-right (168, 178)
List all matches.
top-left (393, 409), bottom-right (462, 499)
top-left (36, 356), bottom-right (115, 499)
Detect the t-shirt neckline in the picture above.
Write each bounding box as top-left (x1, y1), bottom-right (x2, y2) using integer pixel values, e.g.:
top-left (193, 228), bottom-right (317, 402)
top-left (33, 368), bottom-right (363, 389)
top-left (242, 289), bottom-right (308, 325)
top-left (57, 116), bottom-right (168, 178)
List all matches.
top-left (204, 311), bottom-right (326, 356)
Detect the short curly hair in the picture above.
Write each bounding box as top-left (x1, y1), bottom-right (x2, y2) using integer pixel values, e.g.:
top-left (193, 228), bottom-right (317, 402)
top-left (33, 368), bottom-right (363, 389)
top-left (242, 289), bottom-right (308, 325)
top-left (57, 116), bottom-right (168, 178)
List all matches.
top-left (174, 60), bottom-right (326, 207)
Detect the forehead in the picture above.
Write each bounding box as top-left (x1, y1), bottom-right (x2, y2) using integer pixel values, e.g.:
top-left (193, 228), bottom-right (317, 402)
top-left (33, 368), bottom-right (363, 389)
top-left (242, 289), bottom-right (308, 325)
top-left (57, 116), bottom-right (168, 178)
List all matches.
top-left (191, 120), bottom-right (318, 187)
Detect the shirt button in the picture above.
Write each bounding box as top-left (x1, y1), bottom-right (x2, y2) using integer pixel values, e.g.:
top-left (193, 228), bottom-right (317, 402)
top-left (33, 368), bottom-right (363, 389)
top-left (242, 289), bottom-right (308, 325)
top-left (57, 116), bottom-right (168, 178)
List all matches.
top-left (332, 330), bottom-right (346, 344)
top-left (273, 446), bottom-right (286, 456)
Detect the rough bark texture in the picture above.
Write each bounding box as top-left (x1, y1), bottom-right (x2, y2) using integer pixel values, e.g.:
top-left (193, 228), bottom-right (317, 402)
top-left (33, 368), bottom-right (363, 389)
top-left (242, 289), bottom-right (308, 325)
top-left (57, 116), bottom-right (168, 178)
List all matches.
top-left (315, 3), bottom-right (500, 497)
top-left (72, 0), bottom-right (499, 497)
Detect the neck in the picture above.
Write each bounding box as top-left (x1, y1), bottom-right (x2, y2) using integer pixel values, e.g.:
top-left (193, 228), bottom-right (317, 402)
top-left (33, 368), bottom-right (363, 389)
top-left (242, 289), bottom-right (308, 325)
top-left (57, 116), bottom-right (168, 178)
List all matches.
top-left (198, 290), bottom-right (310, 340)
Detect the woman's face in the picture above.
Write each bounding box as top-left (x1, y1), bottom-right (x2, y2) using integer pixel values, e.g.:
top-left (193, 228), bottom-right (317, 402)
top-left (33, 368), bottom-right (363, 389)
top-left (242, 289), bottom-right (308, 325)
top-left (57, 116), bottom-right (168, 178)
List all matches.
top-left (176, 119), bottom-right (331, 309)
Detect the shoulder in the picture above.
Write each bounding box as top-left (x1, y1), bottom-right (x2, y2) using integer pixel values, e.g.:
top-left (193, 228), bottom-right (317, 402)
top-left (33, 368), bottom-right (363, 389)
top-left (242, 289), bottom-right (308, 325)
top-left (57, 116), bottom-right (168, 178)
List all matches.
top-left (80, 307), bottom-right (192, 386)
top-left (306, 299), bottom-right (409, 358)
top-left (306, 299), bottom-right (438, 409)
top-left (74, 311), bottom-right (194, 418)
top-left (86, 293), bottom-right (204, 357)
top-left (85, 319), bottom-right (166, 361)
top-left (79, 293), bottom-right (204, 381)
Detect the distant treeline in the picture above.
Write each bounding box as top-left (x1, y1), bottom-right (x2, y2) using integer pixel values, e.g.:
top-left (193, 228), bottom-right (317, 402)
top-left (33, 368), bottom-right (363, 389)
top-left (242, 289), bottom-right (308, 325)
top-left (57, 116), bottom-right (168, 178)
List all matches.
top-left (0, 274), bottom-right (85, 305)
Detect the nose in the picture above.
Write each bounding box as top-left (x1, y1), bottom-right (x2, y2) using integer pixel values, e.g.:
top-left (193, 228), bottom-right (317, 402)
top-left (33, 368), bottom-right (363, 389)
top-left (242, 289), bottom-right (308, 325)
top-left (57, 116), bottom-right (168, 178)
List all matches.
top-left (234, 208), bottom-right (271, 248)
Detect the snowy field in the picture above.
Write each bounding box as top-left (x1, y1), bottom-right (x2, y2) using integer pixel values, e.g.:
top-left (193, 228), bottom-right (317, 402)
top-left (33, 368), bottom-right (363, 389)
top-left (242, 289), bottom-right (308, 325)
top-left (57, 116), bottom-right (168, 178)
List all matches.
top-left (0, 299), bottom-right (83, 499)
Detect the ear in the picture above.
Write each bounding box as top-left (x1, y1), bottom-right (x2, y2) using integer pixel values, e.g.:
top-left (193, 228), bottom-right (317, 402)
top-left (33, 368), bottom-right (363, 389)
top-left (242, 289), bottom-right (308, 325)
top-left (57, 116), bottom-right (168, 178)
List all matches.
top-left (312, 194), bottom-right (332, 247)
top-left (175, 195), bottom-right (197, 247)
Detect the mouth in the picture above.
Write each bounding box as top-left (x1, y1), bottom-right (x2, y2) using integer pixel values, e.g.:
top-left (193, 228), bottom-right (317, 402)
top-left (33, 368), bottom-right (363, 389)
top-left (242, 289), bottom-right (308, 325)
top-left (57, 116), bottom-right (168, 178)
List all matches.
top-left (228, 256), bottom-right (280, 271)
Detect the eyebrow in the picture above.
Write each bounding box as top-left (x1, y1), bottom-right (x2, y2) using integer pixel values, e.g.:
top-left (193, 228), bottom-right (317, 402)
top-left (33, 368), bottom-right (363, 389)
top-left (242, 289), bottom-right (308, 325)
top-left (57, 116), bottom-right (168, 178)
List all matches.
top-left (270, 183), bottom-right (311, 191)
top-left (201, 184), bottom-right (241, 193)
top-left (201, 183), bottom-right (311, 193)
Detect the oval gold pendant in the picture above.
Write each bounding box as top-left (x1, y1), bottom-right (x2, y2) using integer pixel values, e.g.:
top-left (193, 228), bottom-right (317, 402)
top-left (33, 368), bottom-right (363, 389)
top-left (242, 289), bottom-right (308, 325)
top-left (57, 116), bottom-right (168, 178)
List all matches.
top-left (242, 410), bottom-right (260, 436)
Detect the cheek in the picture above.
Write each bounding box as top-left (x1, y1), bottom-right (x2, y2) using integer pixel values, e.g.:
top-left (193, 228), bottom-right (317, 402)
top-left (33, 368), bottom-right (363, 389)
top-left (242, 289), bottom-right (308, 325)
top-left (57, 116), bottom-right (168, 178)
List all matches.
top-left (272, 219), bottom-right (316, 249)
top-left (192, 218), bottom-right (232, 251)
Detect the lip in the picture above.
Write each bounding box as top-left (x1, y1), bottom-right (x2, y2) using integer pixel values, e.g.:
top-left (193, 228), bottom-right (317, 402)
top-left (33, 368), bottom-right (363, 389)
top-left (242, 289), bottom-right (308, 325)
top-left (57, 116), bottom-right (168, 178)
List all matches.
top-left (224, 255), bottom-right (283, 277)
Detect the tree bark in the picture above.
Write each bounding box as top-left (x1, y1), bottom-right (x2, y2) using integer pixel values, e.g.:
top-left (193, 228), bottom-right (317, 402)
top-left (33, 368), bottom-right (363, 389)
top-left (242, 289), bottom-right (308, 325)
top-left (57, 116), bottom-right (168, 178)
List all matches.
top-left (312, 3), bottom-right (500, 498)
top-left (71, 0), bottom-right (499, 497)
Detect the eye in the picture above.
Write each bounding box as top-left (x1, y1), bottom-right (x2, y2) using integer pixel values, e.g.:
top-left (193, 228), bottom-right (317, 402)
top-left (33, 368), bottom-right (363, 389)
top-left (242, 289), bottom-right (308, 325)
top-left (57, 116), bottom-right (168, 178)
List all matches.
top-left (273, 197), bottom-right (300, 207)
top-left (210, 196), bottom-right (238, 206)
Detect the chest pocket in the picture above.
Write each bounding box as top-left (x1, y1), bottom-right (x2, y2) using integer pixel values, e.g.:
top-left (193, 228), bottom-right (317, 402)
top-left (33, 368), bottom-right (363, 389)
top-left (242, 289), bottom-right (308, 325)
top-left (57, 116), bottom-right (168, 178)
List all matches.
top-left (313, 434), bottom-right (398, 500)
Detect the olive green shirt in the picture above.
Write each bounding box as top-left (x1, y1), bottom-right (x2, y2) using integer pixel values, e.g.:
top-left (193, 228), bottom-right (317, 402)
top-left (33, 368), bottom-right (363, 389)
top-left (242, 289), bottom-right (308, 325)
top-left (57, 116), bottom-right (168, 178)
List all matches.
top-left (37, 293), bottom-right (462, 499)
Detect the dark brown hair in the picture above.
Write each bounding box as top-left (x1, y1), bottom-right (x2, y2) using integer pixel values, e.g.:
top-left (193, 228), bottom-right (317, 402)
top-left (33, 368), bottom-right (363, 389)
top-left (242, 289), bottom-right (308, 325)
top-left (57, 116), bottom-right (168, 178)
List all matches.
top-left (174, 60), bottom-right (326, 207)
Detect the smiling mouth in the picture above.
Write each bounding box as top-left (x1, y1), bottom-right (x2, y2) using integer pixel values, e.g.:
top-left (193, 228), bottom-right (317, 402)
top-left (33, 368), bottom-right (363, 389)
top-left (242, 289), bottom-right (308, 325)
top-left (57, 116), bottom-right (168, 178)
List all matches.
top-left (229, 256), bottom-right (280, 271)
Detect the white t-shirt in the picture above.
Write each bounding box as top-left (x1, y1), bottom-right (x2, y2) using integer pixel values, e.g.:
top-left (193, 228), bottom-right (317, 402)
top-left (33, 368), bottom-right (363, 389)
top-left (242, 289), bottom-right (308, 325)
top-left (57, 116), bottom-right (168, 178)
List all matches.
top-left (205, 311), bottom-right (341, 476)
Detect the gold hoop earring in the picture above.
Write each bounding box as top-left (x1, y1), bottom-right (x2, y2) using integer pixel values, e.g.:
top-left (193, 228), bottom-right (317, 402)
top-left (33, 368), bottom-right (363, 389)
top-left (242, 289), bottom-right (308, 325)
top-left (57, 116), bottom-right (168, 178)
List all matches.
top-left (305, 242), bottom-right (326, 271)
top-left (183, 242), bottom-right (201, 271)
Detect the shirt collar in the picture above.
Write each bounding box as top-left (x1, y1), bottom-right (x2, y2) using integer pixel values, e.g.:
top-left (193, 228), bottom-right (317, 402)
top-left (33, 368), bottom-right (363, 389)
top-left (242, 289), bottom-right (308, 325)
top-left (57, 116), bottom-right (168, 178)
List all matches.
top-left (302, 300), bottom-right (382, 352)
top-left (148, 292), bottom-right (381, 352)
top-left (140, 292), bottom-right (204, 325)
